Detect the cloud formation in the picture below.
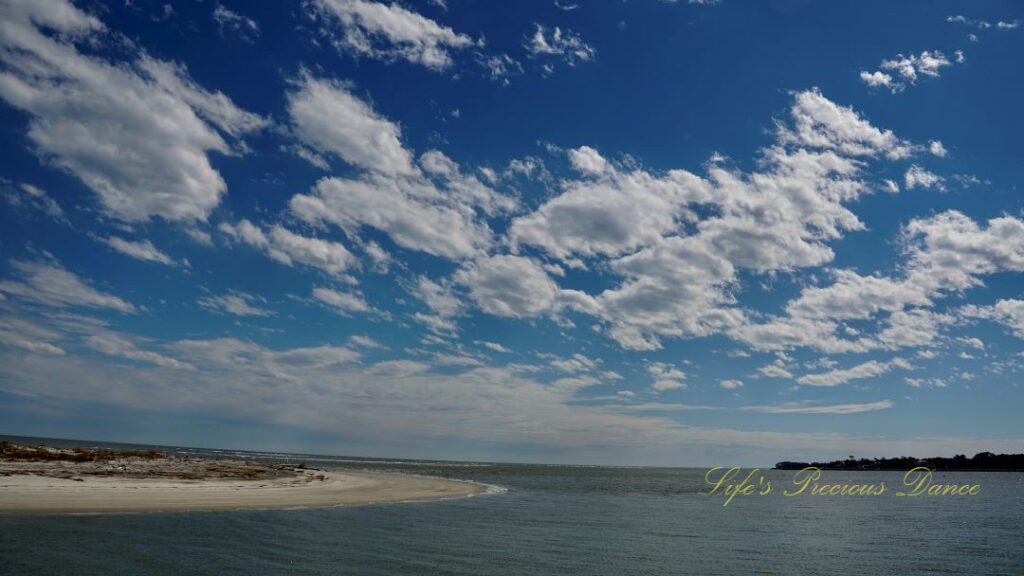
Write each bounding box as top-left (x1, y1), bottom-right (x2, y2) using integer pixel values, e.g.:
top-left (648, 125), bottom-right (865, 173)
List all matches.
top-left (309, 0), bottom-right (477, 70)
top-left (0, 0), bottom-right (267, 222)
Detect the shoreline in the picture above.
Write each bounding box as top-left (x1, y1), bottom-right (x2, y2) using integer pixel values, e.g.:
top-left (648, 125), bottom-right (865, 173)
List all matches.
top-left (0, 443), bottom-right (488, 515)
top-left (0, 469), bottom-right (489, 516)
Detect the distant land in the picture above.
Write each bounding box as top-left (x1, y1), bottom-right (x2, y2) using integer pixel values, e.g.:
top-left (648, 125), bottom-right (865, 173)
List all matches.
top-left (775, 452), bottom-right (1024, 471)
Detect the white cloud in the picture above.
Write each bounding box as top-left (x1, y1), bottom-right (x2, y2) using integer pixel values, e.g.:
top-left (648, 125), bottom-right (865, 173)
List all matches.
top-left (797, 358), bottom-right (908, 387)
top-left (477, 341), bottom-right (512, 353)
top-left (550, 353), bottom-right (600, 373)
top-left (309, 0), bottom-right (477, 70)
top-left (198, 292), bottom-right (273, 317)
top-left (946, 15), bottom-right (991, 29)
top-left (478, 53), bottom-right (523, 85)
top-left (883, 51), bottom-right (951, 80)
top-left (734, 210), bottom-right (1024, 355)
top-left (742, 400), bottom-right (893, 414)
top-left (486, 90), bottom-right (925, 351)
top-left (86, 333), bottom-right (192, 369)
top-left (996, 20), bottom-right (1020, 29)
top-left (408, 275), bottom-right (462, 319)
top-left (904, 165), bottom-right (945, 190)
top-left (3, 322), bottom-right (1018, 462)
top-left (780, 89), bottom-right (914, 158)
top-left (0, 259), bottom-right (135, 313)
top-left (510, 146), bottom-right (712, 261)
top-left (349, 335), bottom-right (387, 349)
top-left (213, 4), bottom-right (260, 42)
top-left (961, 299), bottom-right (1024, 339)
top-left (312, 286), bottom-right (371, 315)
top-left (652, 379), bottom-right (686, 391)
top-left (758, 362), bottom-right (794, 379)
top-left (649, 362), bottom-right (687, 391)
top-left (526, 24), bottom-right (595, 67)
top-left (102, 237), bottom-right (176, 266)
top-left (861, 50), bottom-right (957, 93)
top-left (957, 336), bottom-right (985, 350)
top-left (292, 174), bottom-right (498, 260)
top-left (287, 76), bottom-right (514, 261)
top-left (902, 211), bottom-right (1024, 295)
top-left (0, 315), bottom-right (66, 355)
top-left (220, 220), bottom-right (358, 277)
top-left (784, 271), bottom-right (931, 322)
top-left (434, 353), bottom-right (483, 367)
top-left (2, 182), bottom-right (67, 222)
top-left (859, 70), bottom-right (893, 89)
top-left (186, 227), bottom-right (214, 246)
top-left (287, 73), bottom-right (414, 175)
top-left (928, 140), bottom-right (948, 157)
top-left (0, 0), bottom-right (266, 222)
top-left (454, 255), bottom-right (562, 318)
top-left (719, 379), bottom-right (743, 389)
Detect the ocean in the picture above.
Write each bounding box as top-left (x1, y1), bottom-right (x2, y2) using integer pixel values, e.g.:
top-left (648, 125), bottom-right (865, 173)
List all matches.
top-left (2, 437), bottom-right (1022, 575)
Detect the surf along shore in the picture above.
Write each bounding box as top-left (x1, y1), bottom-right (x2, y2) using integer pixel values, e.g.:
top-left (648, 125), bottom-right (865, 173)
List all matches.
top-left (0, 441), bottom-right (486, 515)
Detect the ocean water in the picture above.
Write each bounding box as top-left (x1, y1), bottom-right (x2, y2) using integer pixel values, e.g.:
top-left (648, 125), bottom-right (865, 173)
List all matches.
top-left (2, 437), bottom-right (1022, 576)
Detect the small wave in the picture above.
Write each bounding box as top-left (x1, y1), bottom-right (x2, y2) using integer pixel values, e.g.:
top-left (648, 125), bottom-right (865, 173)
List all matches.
top-left (480, 482), bottom-right (509, 496)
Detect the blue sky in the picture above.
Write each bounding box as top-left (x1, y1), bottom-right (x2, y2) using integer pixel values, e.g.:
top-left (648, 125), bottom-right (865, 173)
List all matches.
top-left (0, 0), bottom-right (1022, 466)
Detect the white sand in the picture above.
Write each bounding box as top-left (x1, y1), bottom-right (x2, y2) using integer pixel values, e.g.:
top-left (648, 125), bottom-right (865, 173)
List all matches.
top-left (0, 469), bottom-right (486, 515)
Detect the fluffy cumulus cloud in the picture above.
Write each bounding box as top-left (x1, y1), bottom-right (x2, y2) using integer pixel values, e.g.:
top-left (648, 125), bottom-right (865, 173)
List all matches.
top-left (733, 210), bottom-right (1024, 355)
top-left (287, 74), bottom-right (515, 261)
top-left (778, 90), bottom-right (914, 158)
top-left (219, 220), bottom-right (358, 277)
top-left (860, 50), bottom-right (958, 93)
top-left (859, 70), bottom-right (894, 89)
top-left (309, 0), bottom-right (477, 70)
top-left (453, 255), bottom-right (563, 318)
top-left (292, 172), bottom-right (499, 260)
top-left (509, 146), bottom-right (712, 262)
top-left (497, 90), bottom-right (915, 350)
top-left (287, 73), bottom-right (414, 175)
top-left (904, 165), bottom-right (945, 190)
top-left (434, 88), bottom-right (1019, 359)
top-left (0, 0), bottom-right (267, 222)
top-left (961, 300), bottom-right (1024, 339)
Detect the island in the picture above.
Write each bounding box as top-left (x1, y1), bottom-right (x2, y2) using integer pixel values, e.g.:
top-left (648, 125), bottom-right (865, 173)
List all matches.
top-left (0, 441), bottom-right (486, 515)
top-left (775, 452), bottom-right (1024, 471)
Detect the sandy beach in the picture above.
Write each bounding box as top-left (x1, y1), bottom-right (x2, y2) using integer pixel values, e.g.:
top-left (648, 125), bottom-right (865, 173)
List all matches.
top-left (0, 444), bottom-right (486, 515)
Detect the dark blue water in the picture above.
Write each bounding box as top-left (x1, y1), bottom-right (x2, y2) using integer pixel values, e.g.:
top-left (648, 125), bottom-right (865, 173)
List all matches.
top-left (2, 437), bottom-right (1022, 575)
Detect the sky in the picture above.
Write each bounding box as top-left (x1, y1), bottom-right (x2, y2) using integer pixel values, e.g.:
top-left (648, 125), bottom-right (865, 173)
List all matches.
top-left (0, 0), bottom-right (1022, 466)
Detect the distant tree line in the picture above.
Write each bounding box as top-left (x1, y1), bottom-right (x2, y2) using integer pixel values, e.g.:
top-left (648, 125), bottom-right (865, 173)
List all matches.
top-left (774, 452), bottom-right (1024, 471)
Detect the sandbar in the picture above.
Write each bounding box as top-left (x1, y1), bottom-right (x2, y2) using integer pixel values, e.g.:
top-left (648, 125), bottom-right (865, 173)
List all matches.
top-left (0, 444), bottom-right (486, 515)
